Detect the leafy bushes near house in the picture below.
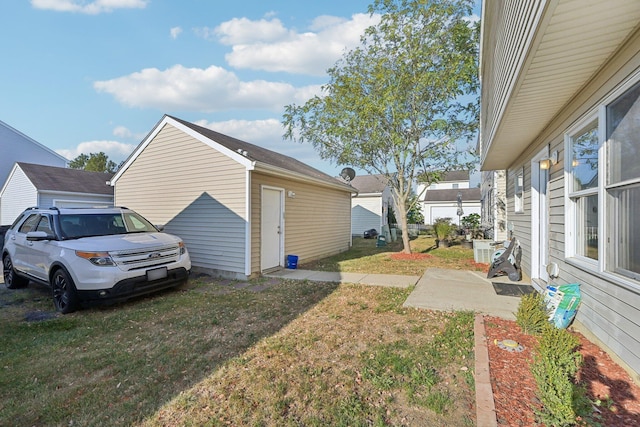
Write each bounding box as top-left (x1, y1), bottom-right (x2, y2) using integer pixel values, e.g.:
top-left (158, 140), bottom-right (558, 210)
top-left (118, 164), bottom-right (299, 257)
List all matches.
top-left (515, 292), bottom-right (549, 335)
top-left (515, 294), bottom-right (592, 426)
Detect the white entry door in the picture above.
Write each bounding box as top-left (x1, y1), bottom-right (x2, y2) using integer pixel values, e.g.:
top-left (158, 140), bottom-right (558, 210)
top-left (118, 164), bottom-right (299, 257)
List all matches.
top-left (261, 187), bottom-right (283, 271)
top-left (531, 149), bottom-right (550, 282)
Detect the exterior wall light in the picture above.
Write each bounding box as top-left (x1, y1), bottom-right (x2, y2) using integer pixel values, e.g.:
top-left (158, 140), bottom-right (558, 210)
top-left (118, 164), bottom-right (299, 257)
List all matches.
top-left (539, 150), bottom-right (558, 170)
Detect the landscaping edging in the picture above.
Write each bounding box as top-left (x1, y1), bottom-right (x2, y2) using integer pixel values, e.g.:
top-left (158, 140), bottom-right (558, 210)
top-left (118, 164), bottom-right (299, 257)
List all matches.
top-left (475, 314), bottom-right (497, 426)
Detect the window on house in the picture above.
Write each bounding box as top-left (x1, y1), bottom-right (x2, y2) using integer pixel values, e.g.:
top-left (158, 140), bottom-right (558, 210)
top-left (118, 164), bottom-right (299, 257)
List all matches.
top-left (566, 77), bottom-right (640, 283)
top-left (514, 168), bottom-right (524, 213)
top-left (568, 121), bottom-right (599, 260)
top-left (452, 183), bottom-right (459, 189)
top-left (606, 80), bottom-right (640, 280)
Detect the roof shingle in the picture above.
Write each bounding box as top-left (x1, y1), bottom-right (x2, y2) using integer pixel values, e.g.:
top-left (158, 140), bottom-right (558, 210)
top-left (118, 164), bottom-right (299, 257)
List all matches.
top-left (17, 162), bottom-right (113, 195)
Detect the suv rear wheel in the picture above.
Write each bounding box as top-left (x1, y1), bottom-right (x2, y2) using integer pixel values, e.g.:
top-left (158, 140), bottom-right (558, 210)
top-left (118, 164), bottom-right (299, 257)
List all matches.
top-left (3, 255), bottom-right (29, 289)
top-left (51, 268), bottom-right (79, 314)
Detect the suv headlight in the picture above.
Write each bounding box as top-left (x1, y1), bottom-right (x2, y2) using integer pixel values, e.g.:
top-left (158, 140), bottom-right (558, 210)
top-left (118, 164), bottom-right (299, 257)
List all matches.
top-left (76, 251), bottom-right (115, 266)
top-left (179, 241), bottom-right (187, 255)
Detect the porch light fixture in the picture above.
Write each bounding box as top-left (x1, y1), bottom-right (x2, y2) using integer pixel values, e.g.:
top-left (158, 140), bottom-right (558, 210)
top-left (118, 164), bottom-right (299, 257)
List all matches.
top-left (539, 150), bottom-right (558, 170)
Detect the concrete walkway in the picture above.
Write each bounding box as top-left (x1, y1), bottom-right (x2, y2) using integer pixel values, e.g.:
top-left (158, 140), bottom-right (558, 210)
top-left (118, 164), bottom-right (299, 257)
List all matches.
top-left (403, 268), bottom-right (521, 320)
top-left (266, 266), bottom-right (530, 427)
top-left (264, 268), bottom-right (421, 289)
top-left (267, 267), bottom-right (521, 320)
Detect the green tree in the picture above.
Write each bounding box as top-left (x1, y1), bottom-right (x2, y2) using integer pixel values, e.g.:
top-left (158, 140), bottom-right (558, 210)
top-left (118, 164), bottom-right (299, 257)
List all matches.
top-left (406, 195), bottom-right (424, 224)
top-left (69, 152), bottom-right (117, 173)
top-left (283, 0), bottom-right (479, 253)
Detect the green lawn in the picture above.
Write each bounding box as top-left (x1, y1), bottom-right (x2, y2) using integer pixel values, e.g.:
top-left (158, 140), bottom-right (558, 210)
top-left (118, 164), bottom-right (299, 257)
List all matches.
top-left (301, 235), bottom-right (488, 276)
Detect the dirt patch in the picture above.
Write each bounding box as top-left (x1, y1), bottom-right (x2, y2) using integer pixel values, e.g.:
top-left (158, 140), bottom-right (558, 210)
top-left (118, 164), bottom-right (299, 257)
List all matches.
top-left (485, 316), bottom-right (640, 426)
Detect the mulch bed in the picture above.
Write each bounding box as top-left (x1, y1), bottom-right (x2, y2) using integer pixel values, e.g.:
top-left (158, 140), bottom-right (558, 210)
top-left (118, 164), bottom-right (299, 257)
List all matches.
top-left (484, 316), bottom-right (640, 426)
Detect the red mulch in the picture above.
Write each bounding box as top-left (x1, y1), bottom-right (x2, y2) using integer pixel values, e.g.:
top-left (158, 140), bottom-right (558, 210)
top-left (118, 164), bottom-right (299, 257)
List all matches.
top-left (484, 316), bottom-right (640, 426)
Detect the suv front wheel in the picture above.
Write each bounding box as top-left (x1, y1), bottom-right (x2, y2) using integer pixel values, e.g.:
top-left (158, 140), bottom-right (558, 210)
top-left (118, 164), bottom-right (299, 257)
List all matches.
top-left (3, 255), bottom-right (29, 289)
top-left (51, 268), bottom-right (79, 314)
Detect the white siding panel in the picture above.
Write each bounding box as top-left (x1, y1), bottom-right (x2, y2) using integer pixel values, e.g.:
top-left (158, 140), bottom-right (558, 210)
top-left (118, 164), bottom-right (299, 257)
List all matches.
top-left (40, 193), bottom-right (114, 208)
top-left (0, 166), bottom-right (37, 225)
top-left (115, 124), bottom-right (247, 277)
top-left (351, 196), bottom-right (382, 235)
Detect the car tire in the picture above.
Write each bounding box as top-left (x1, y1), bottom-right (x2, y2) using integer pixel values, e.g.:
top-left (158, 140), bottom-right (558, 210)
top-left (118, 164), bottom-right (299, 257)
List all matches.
top-left (51, 268), bottom-right (79, 314)
top-left (2, 255), bottom-right (29, 289)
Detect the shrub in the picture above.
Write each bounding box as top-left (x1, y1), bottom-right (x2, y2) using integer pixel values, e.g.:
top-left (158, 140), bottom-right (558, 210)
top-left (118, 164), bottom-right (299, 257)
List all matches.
top-left (515, 292), bottom-right (549, 335)
top-left (531, 325), bottom-right (589, 426)
top-left (432, 217), bottom-right (454, 241)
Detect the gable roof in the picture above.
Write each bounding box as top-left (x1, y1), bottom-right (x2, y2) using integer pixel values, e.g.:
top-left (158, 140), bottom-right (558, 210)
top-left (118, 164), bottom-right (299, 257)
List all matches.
top-left (16, 162), bottom-right (113, 195)
top-left (440, 170), bottom-right (470, 182)
top-left (423, 188), bottom-right (480, 202)
top-left (349, 174), bottom-right (388, 194)
top-left (111, 115), bottom-right (355, 193)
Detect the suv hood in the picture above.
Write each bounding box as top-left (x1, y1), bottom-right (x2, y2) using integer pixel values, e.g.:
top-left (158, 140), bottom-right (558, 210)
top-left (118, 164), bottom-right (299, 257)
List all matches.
top-left (63, 232), bottom-right (182, 251)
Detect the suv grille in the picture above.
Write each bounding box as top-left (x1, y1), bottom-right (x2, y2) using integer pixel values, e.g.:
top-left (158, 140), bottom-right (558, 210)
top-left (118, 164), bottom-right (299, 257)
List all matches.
top-left (110, 245), bottom-right (181, 271)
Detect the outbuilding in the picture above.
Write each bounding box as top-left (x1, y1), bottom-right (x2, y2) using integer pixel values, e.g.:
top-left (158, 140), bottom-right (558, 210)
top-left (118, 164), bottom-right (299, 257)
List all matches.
top-left (109, 115), bottom-right (356, 280)
top-left (0, 162), bottom-right (114, 225)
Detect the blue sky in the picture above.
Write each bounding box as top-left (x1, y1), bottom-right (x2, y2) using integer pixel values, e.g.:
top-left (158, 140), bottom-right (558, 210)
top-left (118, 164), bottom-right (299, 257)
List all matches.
top-left (2, 0), bottom-right (480, 177)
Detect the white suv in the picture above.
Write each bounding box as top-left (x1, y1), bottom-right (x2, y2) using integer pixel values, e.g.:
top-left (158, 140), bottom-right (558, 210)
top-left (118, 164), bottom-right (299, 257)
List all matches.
top-left (2, 206), bottom-right (191, 313)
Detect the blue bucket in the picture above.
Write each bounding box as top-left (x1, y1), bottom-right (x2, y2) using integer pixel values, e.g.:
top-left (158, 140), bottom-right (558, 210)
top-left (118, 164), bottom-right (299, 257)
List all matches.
top-left (286, 254), bottom-right (299, 269)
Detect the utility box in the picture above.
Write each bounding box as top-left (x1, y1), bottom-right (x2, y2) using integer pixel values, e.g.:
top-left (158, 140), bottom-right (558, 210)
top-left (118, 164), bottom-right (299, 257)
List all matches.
top-left (473, 239), bottom-right (493, 264)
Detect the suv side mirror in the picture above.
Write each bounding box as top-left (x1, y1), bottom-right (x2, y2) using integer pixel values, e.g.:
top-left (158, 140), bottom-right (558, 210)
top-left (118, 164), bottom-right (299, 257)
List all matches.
top-left (154, 224), bottom-right (165, 231)
top-left (26, 231), bottom-right (54, 241)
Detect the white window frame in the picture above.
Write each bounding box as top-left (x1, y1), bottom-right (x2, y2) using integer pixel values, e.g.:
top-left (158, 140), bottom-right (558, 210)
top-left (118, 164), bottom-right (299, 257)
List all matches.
top-left (564, 113), bottom-right (601, 267)
top-left (514, 167), bottom-right (524, 213)
top-left (564, 70), bottom-right (640, 289)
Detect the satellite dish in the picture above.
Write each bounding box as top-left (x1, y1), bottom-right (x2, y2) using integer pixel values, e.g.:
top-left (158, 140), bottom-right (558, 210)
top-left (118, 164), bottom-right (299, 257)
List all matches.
top-left (340, 167), bottom-right (356, 183)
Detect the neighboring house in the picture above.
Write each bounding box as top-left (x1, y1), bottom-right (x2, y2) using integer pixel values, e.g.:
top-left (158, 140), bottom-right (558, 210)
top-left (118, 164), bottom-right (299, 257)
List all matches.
top-left (109, 115), bottom-right (356, 280)
top-left (480, 1), bottom-right (640, 378)
top-left (349, 174), bottom-right (393, 236)
top-left (0, 162), bottom-right (114, 225)
top-left (480, 170), bottom-right (507, 241)
top-left (0, 120), bottom-right (68, 224)
top-left (416, 171), bottom-right (481, 225)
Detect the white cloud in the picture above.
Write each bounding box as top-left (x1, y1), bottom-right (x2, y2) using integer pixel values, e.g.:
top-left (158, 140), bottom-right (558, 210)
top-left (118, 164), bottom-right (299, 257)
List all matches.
top-left (170, 26), bottom-right (183, 40)
top-left (112, 126), bottom-right (133, 138)
top-left (214, 17), bottom-right (291, 45)
top-left (56, 140), bottom-right (136, 164)
top-left (31, 0), bottom-right (148, 14)
top-left (218, 13), bottom-right (379, 76)
top-left (93, 64), bottom-right (322, 112)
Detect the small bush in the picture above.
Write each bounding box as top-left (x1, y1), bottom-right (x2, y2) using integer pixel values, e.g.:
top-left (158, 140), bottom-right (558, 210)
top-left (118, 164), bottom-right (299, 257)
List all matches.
top-left (515, 292), bottom-right (549, 335)
top-left (531, 325), bottom-right (588, 426)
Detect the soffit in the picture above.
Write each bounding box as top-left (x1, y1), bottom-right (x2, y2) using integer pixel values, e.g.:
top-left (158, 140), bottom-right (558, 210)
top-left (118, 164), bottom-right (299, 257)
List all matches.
top-left (482, 0), bottom-right (640, 170)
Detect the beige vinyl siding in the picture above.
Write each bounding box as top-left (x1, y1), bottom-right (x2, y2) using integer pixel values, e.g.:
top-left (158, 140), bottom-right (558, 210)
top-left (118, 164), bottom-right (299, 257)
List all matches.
top-left (250, 172), bottom-right (351, 274)
top-left (115, 123), bottom-right (248, 276)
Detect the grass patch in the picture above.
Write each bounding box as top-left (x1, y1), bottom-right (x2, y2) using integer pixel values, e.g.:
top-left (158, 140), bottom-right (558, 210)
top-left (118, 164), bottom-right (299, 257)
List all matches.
top-left (142, 286), bottom-right (476, 426)
top-left (0, 278), bottom-right (338, 426)
top-left (300, 236), bottom-right (486, 276)
top-left (1, 247), bottom-right (478, 426)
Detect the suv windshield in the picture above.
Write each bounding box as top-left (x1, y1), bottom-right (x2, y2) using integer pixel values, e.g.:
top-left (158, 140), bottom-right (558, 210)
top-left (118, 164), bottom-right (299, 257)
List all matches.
top-left (59, 212), bottom-right (158, 238)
